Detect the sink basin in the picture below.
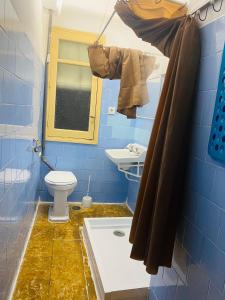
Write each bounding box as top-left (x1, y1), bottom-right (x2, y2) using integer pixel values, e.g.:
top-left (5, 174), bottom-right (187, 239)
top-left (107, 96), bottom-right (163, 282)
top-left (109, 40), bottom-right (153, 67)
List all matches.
top-left (105, 144), bottom-right (147, 165)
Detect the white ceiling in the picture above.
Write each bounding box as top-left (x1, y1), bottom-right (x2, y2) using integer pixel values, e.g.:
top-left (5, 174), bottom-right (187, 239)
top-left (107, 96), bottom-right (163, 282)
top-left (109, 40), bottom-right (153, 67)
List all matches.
top-left (62, 0), bottom-right (188, 16)
top-left (62, 0), bottom-right (117, 15)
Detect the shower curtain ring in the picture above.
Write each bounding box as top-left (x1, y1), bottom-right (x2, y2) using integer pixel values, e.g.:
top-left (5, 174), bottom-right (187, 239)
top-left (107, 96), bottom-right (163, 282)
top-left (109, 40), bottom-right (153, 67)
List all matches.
top-left (197, 6), bottom-right (209, 21)
top-left (211, 0), bottom-right (224, 12)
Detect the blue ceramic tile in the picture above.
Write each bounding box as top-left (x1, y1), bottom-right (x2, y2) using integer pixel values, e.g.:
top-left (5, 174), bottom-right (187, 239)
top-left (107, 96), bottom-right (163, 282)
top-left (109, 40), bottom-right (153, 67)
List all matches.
top-left (107, 113), bottom-right (132, 127)
top-left (0, 2), bottom-right (43, 297)
top-left (217, 211), bottom-right (225, 253)
top-left (150, 267), bottom-right (164, 289)
top-left (183, 222), bottom-right (204, 263)
top-left (195, 197), bottom-right (220, 243)
top-left (134, 127), bottom-right (151, 146)
top-left (201, 21), bottom-right (216, 58)
top-left (111, 125), bottom-right (134, 140)
top-left (0, 68), bottom-right (3, 102)
top-left (90, 191), bottom-right (126, 203)
top-left (207, 284), bottom-right (225, 300)
top-left (198, 55), bottom-right (219, 92)
top-left (182, 190), bottom-right (199, 223)
top-left (176, 219), bottom-right (186, 245)
top-left (87, 148), bottom-right (104, 159)
top-left (101, 181), bottom-right (128, 195)
top-left (154, 285), bottom-right (168, 300)
top-left (39, 190), bottom-right (52, 202)
top-left (163, 267), bottom-right (178, 300)
top-left (190, 125), bottom-right (210, 160)
top-left (76, 180), bottom-right (88, 193)
top-left (201, 91), bottom-right (216, 127)
top-left (216, 51), bottom-right (223, 80)
top-left (86, 158), bottom-right (105, 171)
top-left (133, 118), bottom-right (149, 130)
top-left (172, 240), bottom-right (189, 283)
top-left (194, 159), bottom-right (215, 198)
top-left (186, 262), bottom-right (210, 300)
top-left (99, 125), bottom-right (112, 139)
top-left (176, 278), bottom-right (189, 300)
top-left (201, 239), bottom-right (225, 292)
top-left (149, 289), bottom-right (158, 300)
top-left (98, 137), bottom-right (131, 148)
top-left (192, 90), bottom-right (206, 125)
top-left (68, 191), bottom-right (84, 201)
top-left (215, 17), bottom-right (225, 53)
top-left (210, 167), bottom-right (225, 209)
top-left (45, 141), bottom-right (63, 155)
top-left (185, 158), bottom-right (198, 190)
top-left (127, 180), bottom-right (140, 212)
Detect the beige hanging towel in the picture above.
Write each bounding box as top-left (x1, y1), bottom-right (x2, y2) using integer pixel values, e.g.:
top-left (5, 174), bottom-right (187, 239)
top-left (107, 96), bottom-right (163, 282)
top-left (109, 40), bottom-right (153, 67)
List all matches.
top-left (88, 45), bottom-right (156, 119)
top-left (127, 0), bottom-right (187, 19)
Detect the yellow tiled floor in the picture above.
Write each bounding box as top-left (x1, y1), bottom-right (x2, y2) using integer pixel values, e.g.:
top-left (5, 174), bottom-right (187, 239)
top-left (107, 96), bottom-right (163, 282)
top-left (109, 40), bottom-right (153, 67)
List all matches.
top-left (13, 204), bottom-right (132, 300)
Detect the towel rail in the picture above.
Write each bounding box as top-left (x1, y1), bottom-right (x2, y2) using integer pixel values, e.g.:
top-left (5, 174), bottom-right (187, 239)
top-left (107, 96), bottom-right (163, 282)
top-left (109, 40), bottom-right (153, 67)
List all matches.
top-left (136, 116), bottom-right (155, 120)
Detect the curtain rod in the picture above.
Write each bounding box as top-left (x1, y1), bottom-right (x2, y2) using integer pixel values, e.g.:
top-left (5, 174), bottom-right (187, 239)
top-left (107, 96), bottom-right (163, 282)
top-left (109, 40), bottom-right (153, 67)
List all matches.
top-left (95, 0), bottom-right (224, 44)
top-left (190, 0), bottom-right (224, 21)
top-left (189, 0), bottom-right (211, 13)
top-left (95, 10), bottom-right (117, 44)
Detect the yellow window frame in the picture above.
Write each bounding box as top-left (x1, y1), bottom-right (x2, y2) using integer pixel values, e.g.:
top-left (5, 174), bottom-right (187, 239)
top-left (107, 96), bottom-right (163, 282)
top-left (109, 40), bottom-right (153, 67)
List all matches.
top-left (45, 27), bottom-right (104, 144)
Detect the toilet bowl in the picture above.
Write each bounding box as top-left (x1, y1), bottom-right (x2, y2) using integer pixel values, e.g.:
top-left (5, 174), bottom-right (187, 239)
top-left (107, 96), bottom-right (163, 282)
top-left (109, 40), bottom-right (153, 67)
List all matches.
top-left (44, 171), bottom-right (77, 222)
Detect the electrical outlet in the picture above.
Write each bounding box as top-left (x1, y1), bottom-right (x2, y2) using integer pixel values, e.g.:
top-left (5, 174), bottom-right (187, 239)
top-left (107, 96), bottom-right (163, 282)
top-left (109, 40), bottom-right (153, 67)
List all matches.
top-left (108, 107), bottom-right (116, 115)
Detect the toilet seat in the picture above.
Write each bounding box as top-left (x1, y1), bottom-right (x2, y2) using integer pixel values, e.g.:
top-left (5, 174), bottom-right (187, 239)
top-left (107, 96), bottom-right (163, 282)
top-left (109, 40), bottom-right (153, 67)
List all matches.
top-left (45, 171), bottom-right (77, 186)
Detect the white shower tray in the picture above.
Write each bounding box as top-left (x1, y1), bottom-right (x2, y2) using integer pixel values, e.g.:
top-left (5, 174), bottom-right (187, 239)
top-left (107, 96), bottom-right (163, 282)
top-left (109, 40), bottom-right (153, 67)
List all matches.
top-left (82, 217), bottom-right (150, 300)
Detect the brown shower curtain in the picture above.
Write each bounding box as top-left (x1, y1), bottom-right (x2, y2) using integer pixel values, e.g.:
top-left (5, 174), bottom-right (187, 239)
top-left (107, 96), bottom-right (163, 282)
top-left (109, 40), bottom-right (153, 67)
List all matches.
top-left (115, 1), bottom-right (201, 274)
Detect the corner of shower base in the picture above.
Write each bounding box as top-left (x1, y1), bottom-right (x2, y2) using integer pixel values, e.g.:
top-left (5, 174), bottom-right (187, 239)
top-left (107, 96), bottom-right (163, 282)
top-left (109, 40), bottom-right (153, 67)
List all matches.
top-left (82, 217), bottom-right (149, 300)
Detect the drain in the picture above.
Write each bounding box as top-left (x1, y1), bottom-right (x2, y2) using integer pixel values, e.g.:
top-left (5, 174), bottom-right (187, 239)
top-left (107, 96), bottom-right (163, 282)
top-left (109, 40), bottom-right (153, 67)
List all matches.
top-left (113, 230), bottom-right (125, 237)
top-left (72, 206), bottom-right (81, 211)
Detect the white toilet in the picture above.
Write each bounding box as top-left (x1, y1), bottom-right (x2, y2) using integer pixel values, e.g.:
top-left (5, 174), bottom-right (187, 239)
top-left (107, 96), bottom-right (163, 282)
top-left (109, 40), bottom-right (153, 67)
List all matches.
top-left (44, 171), bottom-right (77, 222)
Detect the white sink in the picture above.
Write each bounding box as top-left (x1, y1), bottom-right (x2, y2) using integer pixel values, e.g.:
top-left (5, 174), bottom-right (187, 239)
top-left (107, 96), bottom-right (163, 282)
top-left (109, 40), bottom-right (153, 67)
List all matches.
top-left (105, 144), bottom-right (147, 165)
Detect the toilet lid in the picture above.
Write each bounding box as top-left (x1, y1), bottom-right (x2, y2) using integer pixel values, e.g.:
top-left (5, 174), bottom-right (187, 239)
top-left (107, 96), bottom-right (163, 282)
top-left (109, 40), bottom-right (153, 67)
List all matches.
top-left (45, 171), bottom-right (77, 185)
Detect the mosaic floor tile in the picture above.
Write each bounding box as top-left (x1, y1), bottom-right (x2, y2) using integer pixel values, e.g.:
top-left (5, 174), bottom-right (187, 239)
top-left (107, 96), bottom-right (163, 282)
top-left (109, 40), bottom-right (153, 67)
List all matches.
top-left (30, 226), bottom-right (54, 241)
top-left (26, 239), bottom-right (53, 257)
top-left (18, 256), bottom-right (52, 281)
top-left (13, 278), bottom-right (50, 300)
top-left (13, 204), bottom-right (132, 299)
top-left (51, 255), bottom-right (84, 282)
top-left (53, 225), bottom-right (80, 240)
top-left (52, 239), bottom-right (82, 257)
top-left (49, 280), bottom-right (88, 300)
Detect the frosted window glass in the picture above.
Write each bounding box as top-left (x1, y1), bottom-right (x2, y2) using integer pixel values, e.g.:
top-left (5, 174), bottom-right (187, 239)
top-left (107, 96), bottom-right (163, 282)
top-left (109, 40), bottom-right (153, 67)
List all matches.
top-left (55, 63), bottom-right (92, 131)
top-left (58, 39), bottom-right (89, 62)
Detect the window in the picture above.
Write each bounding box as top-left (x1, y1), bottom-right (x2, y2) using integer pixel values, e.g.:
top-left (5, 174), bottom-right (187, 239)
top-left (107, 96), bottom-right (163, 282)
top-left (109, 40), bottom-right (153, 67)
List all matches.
top-left (45, 27), bottom-right (103, 144)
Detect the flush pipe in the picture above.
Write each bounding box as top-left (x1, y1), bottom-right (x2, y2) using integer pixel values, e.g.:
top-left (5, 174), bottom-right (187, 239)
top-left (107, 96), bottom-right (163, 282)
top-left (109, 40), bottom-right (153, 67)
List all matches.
top-left (40, 9), bottom-right (55, 171)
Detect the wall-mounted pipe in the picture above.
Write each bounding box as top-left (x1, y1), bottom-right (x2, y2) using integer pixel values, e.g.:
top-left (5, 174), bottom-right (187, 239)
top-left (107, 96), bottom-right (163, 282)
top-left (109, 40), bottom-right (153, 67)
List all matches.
top-left (41, 9), bottom-right (53, 160)
top-left (40, 2), bottom-right (64, 170)
top-left (42, 0), bottom-right (63, 15)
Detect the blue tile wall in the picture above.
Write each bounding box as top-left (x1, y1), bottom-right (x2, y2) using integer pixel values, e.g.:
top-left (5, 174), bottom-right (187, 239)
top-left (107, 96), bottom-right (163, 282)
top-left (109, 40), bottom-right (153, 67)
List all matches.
top-left (126, 80), bottom-right (162, 211)
top-left (0, 0), bottom-right (44, 298)
top-left (149, 15), bottom-right (225, 300)
top-left (39, 79), bottom-right (161, 204)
